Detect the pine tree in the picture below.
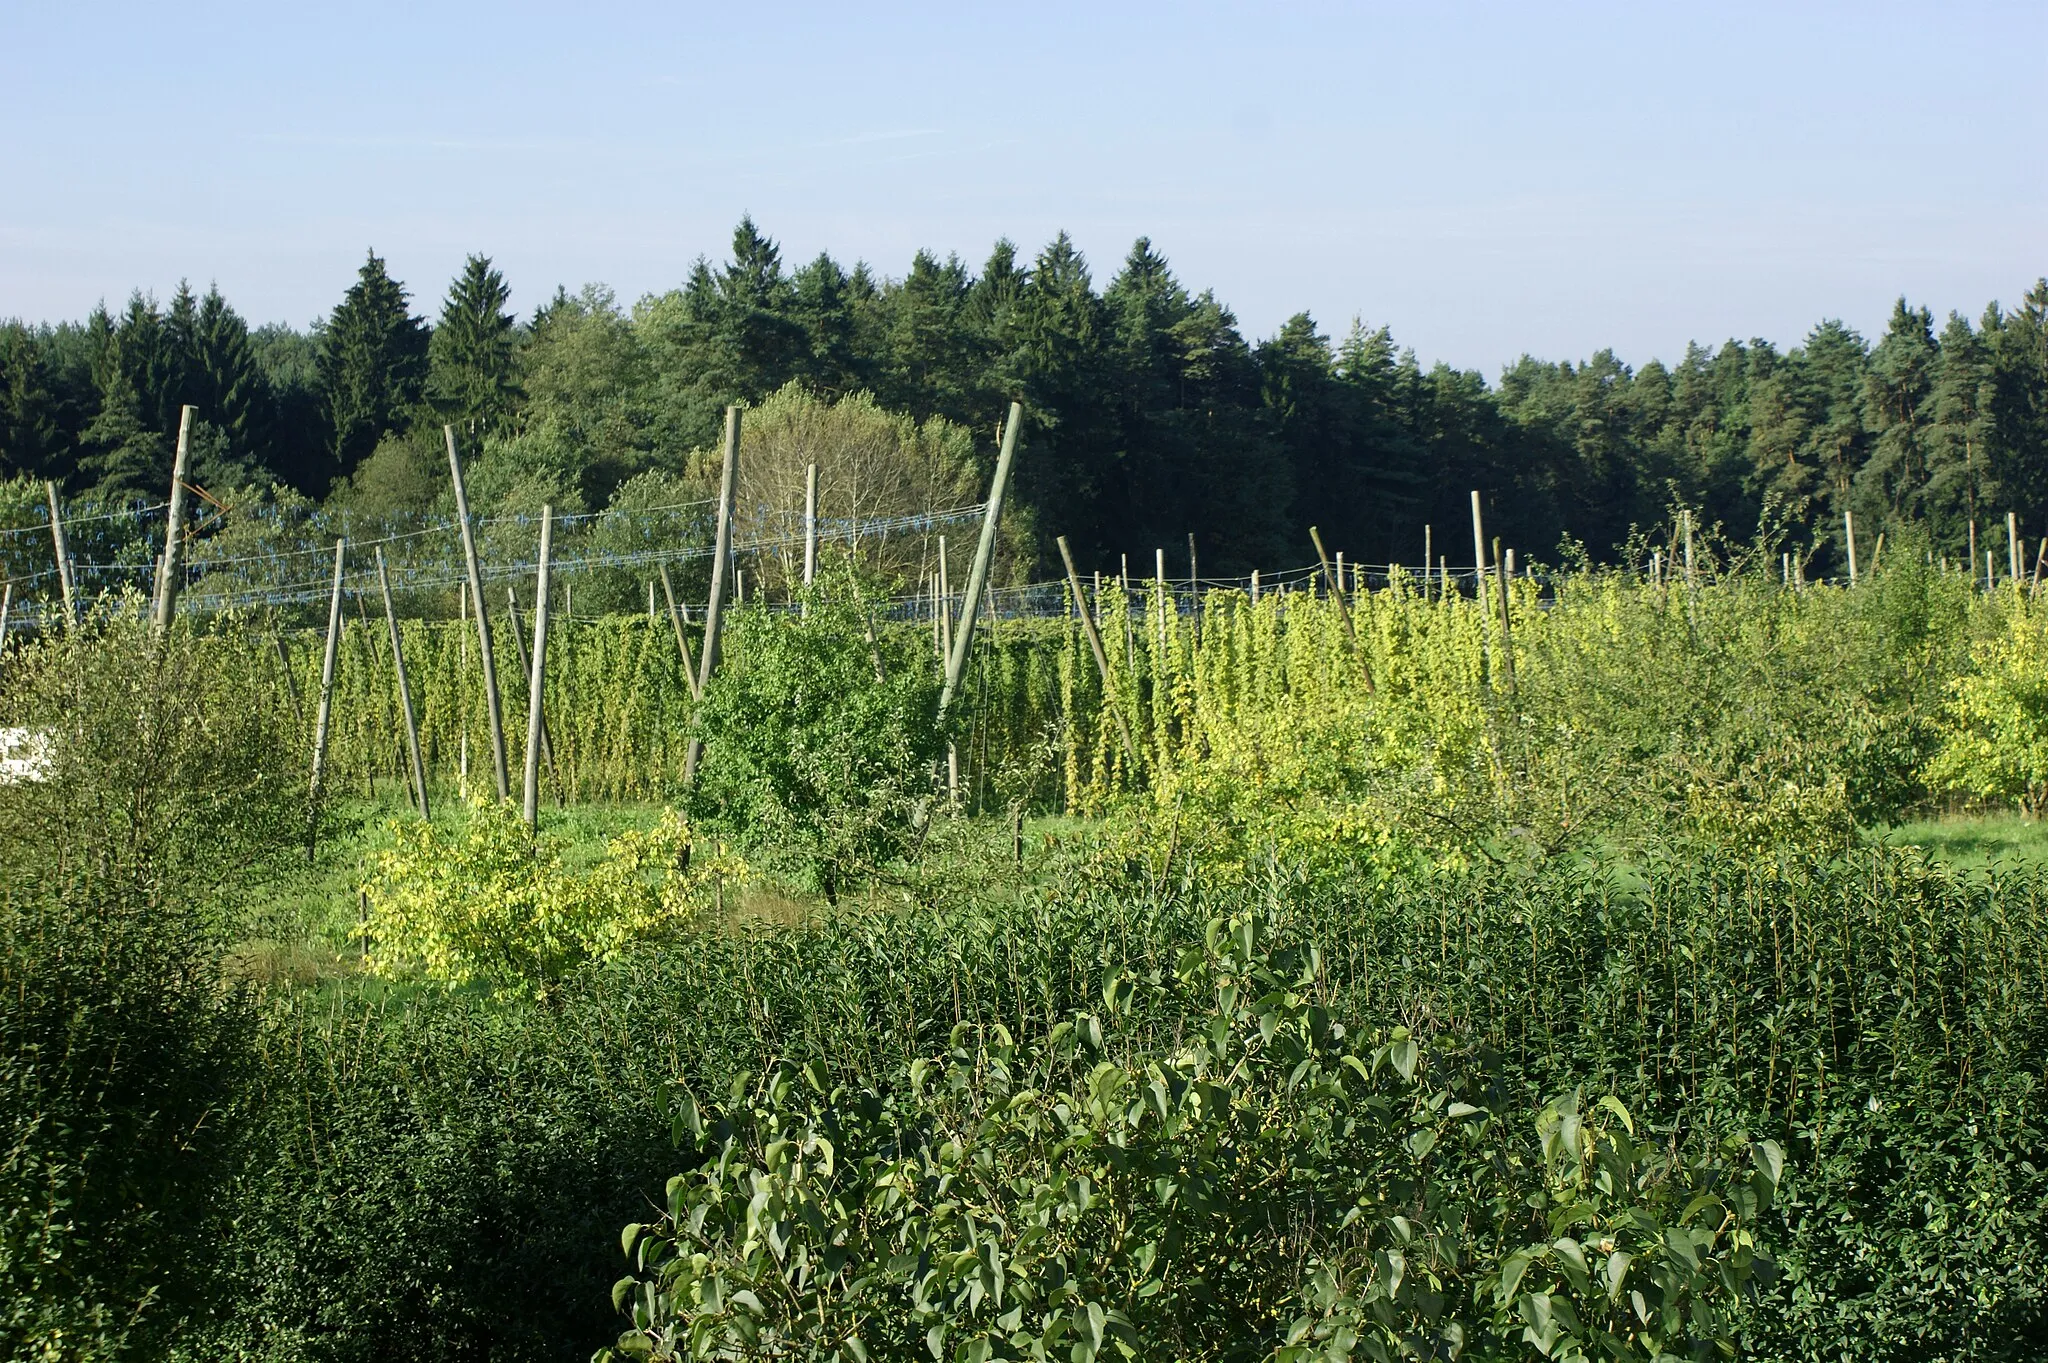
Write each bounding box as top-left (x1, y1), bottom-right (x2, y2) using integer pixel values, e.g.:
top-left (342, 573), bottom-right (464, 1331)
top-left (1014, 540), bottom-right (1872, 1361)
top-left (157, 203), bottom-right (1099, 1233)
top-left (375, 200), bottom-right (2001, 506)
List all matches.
top-left (1854, 298), bottom-right (1938, 526)
top-left (319, 250), bottom-right (429, 482)
top-left (788, 252), bottom-right (865, 396)
top-left (1923, 311), bottom-right (1997, 554)
top-left (1987, 280), bottom-right (2048, 526)
top-left (0, 324), bottom-right (60, 479)
top-left (428, 254), bottom-right (521, 437)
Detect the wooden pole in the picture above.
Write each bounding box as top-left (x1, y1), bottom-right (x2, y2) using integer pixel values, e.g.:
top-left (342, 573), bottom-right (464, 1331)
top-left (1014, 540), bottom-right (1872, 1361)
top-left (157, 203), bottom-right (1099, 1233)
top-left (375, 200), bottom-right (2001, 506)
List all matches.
top-left (1057, 536), bottom-right (1136, 768)
top-left (1153, 546), bottom-right (1168, 662)
top-left (938, 535), bottom-right (954, 665)
top-left (1250, 568), bottom-right (1260, 605)
top-left (504, 585), bottom-right (564, 801)
top-left (685, 406), bottom-right (741, 785)
top-left (446, 426), bottom-right (508, 799)
top-left (375, 547), bottom-right (430, 820)
top-left (1968, 520), bottom-right (1978, 588)
top-left (1871, 533), bottom-right (1885, 575)
top-left (803, 462), bottom-right (819, 590)
top-left (1470, 490), bottom-right (1493, 675)
top-left (272, 632), bottom-right (304, 730)
top-left (939, 400), bottom-right (1023, 718)
top-left (523, 506), bottom-right (553, 830)
top-left (0, 583), bottom-right (11, 674)
top-left (458, 583), bottom-right (470, 798)
top-left (1423, 525), bottom-right (1433, 601)
top-left (1309, 525), bottom-right (1374, 692)
top-left (648, 579), bottom-right (656, 622)
top-left (2033, 538), bottom-right (2046, 596)
top-left (657, 565), bottom-right (702, 701)
top-left (152, 405), bottom-right (196, 635)
top-left (1493, 536), bottom-right (1516, 691)
top-left (45, 481), bottom-right (75, 629)
top-left (1844, 510), bottom-right (1859, 584)
top-left (307, 538), bottom-right (346, 858)
top-left (2009, 512), bottom-right (2022, 584)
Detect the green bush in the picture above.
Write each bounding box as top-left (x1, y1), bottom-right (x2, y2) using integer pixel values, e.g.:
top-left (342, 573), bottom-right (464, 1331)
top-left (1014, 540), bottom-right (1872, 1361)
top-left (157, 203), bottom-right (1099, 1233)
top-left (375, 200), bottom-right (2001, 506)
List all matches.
top-left (686, 579), bottom-right (945, 899)
top-left (0, 608), bottom-right (305, 1359)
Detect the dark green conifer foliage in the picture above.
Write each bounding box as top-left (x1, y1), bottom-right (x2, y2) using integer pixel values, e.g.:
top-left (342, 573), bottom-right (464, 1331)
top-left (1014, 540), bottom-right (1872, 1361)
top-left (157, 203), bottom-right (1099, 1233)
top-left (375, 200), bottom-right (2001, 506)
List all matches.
top-left (1854, 299), bottom-right (1939, 526)
top-left (428, 254), bottom-right (521, 438)
top-left (1923, 311), bottom-right (1998, 553)
top-left (319, 250), bottom-right (429, 483)
top-left (1988, 280), bottom-right (2048, 523)
top-left (0, 324), bottom-right (60, 479)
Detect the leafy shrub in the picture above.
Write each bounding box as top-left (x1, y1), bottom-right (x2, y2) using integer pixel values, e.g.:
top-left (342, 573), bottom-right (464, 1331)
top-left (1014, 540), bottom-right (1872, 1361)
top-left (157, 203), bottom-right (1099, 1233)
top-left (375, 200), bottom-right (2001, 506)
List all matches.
top-left (362, 800), bottom-right (740, 994)
top-left (0, 608), bottom-right (302, 1359)
top-left (1926, 600), bottom-right (2048, 814)
top-left (603, 916), bottom-right (1779, 1363)
top-left (687, 579), bottom-right (945, 899)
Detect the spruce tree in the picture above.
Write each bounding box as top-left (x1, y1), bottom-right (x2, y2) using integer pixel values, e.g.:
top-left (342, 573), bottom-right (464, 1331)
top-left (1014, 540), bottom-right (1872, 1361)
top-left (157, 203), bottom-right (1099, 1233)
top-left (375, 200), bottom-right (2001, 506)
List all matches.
top-left (1854, 299), bottom-right (1938, 525)
top-left (1987, 280), bottom-right (2048, 525)
top-left (428, 254), bottom-right (521, 437)
top-left (1923, 311), bottom-right (1996, 553)
top-left (319, 250), bottom-right (429, 482)
top-left (0, 324), bottom-right (60, 479)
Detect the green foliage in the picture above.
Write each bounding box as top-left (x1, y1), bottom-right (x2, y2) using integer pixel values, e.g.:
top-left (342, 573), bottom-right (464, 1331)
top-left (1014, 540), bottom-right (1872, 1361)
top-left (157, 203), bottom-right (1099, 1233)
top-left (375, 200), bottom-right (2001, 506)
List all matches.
top-left (604, 916), bottom-right (1776, 1362)
top-left (1927, 594), bottom-right (2048, 813)
top-left (361, 800), bottom-right (739, 994)
top-left (687, 581), bottom-right (945, 898)
top-left (320, 249), bottom-right (430, 481)
top-left (0, 607), bottom-right (305, 1359)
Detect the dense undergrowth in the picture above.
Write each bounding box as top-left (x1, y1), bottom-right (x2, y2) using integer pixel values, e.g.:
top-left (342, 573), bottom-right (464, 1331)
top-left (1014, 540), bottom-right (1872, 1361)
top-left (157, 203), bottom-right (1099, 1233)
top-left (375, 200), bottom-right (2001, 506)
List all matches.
top-left (7, 564), bottom-right (2048, 1359)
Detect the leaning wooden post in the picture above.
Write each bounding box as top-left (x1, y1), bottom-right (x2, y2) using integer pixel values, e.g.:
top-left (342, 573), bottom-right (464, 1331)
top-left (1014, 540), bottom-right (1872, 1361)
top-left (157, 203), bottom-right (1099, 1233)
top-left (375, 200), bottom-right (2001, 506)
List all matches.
top-left (45, 482), bottom-right (76, 629)
top-left (152, 405), bottom-right (196, 634)
top-left (375, 547), bottom-right (430, 820)
top-left (447, 427), bottom-right (508, 797)
top-left (504, 585), bottom-right (564, 801)
top-left (307, 538), bottom-right (347, 859)
top-left (1058, 535), bottom-right (1136, 767)
top-left (937, 535), bottom-right (954, 666)
top-left (1844, 510), bottom-right (1858, 585)
top-left (1309, 525), bottom-right (1374, 693)
top-left (1469, 490), bottom-right (1494, 677)
top-left (0, 583), bottom-right (11, 673)
top-left (657, 565), bottom-right (702, 701)
top-left (803, 462), bottom-right (819, 590)
top-left (1493, 536), bottom-right (1516, 691)
top-left (940, 401), bottom-right (1023, 718)
top-left (522, 506), bottom-right (553, 830)
top-left (2032, 538), bottom-right (2046, 596)
top-left (685, 406), bottom-right (742, 785)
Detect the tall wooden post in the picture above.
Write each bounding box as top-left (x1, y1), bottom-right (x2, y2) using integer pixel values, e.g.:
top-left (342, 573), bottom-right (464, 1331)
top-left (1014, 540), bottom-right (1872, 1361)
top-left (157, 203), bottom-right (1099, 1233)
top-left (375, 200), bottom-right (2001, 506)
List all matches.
top-left (1310, 525), bottom-right (1374, 692)
top-left (45, 482), bottom-right (75, 629)
top-left (1682, 510), bottom-right (1696, 590)
top-left (1058, 536), bottom-right (1136, 766)
top-left (1493, 536), bottom-right (1516, 691)
top-left (685, 406), bottom-right (741, 785)
top-left (940, 401), bottom-right (1023, 718)
top-left (505, 586), bottom-right (564, 798)
top-left (1968, 520), bottom-right (1978, 589)
top-left (523, 506), bottom-right (553, 830)
top-left (937, 535), bottom-right (954, 664)
top-left (375, 547), bottom-right (430, 820)
top-left (307, 538), bottom-right (347, 858)
top-left (0, 583), bottom-right (11, 672)
top-left (2008, 512), bottom-right (2022, 584)
top-left (803, 462), bottom-right (819, 589)
top-left (1422, 525), bottom-right (1433, 601)
top-left (1844, 510), bottom-right (1859, 584)
top-left (1153, 546), bottom-right (1168, 662)
top-left (658, 565), bottom-right (702, 700)
top-left (152, 405), bottom-right (196, 635)
top-left (1470, 490), bottom-right (1493, 676)
top-left (447, 427), bottom-right (508, 798)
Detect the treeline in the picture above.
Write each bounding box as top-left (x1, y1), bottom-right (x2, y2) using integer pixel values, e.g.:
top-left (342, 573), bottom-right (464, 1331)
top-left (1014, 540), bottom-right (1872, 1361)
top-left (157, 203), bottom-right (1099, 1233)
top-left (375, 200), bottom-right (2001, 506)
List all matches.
top-left (2, 219), bottom-right (2045, 575)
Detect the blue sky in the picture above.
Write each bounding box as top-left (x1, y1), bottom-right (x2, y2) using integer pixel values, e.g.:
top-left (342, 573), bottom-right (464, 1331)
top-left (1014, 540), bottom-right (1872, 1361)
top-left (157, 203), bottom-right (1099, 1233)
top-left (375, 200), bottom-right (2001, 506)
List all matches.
top-left (2, 1), bottom-right (2041, 373)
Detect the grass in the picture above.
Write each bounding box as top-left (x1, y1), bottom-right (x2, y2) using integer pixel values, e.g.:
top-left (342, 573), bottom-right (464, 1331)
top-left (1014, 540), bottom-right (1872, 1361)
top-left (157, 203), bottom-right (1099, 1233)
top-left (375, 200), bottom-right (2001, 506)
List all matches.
top-left (1873, 810), bottom-right (2048, 869)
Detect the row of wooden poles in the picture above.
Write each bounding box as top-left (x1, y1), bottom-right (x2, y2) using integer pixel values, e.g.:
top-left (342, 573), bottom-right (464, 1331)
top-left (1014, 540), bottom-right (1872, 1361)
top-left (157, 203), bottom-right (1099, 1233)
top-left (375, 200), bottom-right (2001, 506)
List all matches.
top-left (290, 402), bottom-right (1022, 846)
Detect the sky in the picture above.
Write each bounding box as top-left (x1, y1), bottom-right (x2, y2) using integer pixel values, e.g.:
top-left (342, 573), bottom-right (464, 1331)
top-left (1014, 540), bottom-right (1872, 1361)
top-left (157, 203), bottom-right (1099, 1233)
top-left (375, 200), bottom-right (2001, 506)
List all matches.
top-left (2, 1), bottom-right (2042, 375)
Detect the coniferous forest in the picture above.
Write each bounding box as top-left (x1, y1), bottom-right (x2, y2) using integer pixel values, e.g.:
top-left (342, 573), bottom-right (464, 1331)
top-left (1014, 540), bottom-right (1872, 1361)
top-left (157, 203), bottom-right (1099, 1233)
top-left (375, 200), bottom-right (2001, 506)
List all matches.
top-left (4, 218), bottom-right (2045, 578)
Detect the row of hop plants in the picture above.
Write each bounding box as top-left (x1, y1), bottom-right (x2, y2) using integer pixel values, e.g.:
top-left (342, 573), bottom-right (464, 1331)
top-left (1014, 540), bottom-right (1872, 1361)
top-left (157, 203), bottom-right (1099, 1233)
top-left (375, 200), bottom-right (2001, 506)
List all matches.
top-left (267, 607), bottom-right (1069, 809)
top-left (1055, 560), bottom-right (2048, 878)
